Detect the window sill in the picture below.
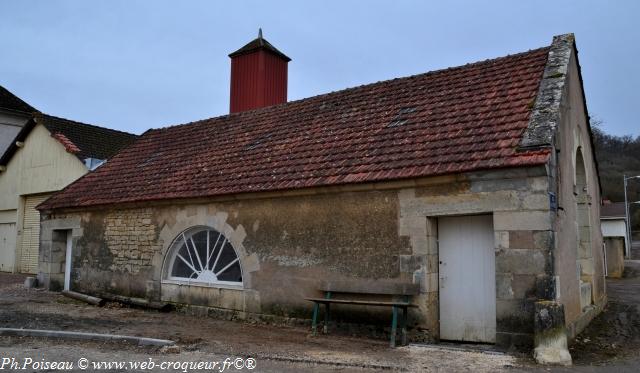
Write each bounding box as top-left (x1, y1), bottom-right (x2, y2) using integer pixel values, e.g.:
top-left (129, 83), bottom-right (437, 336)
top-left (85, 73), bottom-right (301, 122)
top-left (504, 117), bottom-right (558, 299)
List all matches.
top-left (162, 279), bottom-right (244, 291)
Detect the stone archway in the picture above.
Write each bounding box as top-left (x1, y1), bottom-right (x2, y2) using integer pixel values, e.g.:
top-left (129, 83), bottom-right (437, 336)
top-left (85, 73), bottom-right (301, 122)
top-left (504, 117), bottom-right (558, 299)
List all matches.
top-left (575, 147), bottom-right (594, 311)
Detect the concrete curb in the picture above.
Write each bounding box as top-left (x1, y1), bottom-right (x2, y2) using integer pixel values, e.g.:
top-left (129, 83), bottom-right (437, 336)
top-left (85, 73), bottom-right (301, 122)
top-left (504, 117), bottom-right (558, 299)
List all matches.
top-left (409, 343), bottom-right (507, 356)
top-left (252, 352), bottom-right (402, 371)
top-left (0, 328), bottom-right (175, 347)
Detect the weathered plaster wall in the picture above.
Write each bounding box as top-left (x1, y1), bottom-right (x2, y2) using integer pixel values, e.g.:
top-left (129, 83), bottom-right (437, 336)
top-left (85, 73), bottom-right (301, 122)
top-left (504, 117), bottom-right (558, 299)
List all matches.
top-left (553, 49), bottom-right (605, 336)
top-left (42, 166), bottom-right (553, 349)
top-left (47, 190), bottom-right (411, 316)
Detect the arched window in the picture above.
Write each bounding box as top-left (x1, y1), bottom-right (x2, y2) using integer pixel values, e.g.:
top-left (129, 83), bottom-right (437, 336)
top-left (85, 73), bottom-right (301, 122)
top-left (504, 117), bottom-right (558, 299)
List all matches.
top-left (164, 226), bottom-right (242, 286)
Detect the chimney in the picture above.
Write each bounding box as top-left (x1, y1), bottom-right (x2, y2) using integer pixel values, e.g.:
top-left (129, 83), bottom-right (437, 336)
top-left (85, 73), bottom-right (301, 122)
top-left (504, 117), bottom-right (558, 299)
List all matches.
top-left (229, 29), bottom-right (291, 113)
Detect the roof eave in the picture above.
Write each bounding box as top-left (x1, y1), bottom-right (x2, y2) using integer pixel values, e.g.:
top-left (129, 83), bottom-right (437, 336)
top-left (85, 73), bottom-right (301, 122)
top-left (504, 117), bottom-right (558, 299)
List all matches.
top-left (228, 36), bottom-right (291, 62)
top-left (0, 107), bottom-right (37, 117)
top-left (0, 116), bottom-right (36, 166)
top-left (228, 47), bottom-right (291, 62)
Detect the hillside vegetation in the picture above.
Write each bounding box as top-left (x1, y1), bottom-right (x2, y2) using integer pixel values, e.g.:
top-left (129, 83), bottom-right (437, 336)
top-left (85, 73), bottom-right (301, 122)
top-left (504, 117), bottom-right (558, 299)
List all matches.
top-left (591, 120), bottom-right (640, 231)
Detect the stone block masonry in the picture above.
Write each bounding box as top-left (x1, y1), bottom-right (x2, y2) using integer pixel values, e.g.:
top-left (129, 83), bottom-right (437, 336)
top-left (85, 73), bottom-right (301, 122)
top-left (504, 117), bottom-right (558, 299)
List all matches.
top-left (104, 209), bottom-right (161, 274)
top-left (398, 167), bottom-right (554, 350)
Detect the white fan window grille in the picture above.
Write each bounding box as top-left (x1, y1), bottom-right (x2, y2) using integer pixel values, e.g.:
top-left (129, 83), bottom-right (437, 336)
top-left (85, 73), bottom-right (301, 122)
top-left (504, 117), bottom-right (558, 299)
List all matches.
top-left (166, 227), bottom-right (242, 286)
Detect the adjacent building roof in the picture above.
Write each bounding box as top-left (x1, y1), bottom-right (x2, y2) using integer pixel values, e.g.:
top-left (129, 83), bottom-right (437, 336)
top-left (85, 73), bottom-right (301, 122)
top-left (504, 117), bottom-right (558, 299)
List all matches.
top-left (601, 202), bottom-right (627, 219)
top-left (0, 84), bottom-right (37, 114)
top-left (0, 113), bottom-right (138, 166)
top-left (40, 40), bottom-right (556, 210)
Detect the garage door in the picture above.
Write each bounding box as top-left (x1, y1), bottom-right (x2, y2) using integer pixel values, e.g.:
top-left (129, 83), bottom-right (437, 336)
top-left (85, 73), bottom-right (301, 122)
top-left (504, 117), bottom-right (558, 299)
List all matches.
top-left (438, 214), bottom-right (496, 343)
top-left (19, 194), bottom-right (52, 274)
top-left (0, 223), bottom-right (17, 272)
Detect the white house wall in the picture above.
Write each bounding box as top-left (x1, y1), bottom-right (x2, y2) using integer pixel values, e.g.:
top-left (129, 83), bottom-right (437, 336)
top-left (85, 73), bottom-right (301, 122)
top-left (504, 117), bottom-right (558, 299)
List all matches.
top-left (0, 124), bottom-right (88, 211)
top-left (601, 219), bottom-right (627, 238)
top-left (0, 123), bottom-right (88, 272)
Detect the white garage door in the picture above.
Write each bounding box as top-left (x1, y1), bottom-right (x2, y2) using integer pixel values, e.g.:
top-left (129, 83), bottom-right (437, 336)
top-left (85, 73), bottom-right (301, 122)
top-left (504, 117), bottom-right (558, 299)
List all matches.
top-left (0, 223), bottom-right (17, 272)
top-left (19, 194), bottom-right (52, 274)
top-left (438, 214), bottom-right (496, 343)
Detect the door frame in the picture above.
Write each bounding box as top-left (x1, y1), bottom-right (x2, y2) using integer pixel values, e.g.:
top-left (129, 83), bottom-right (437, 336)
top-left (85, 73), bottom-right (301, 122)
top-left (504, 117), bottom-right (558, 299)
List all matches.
top-left (64, 230), bottom-right (73, 291)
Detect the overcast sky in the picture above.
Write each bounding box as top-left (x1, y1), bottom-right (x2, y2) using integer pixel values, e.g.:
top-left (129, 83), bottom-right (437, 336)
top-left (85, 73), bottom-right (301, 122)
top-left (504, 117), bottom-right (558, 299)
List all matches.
top-left (1, 1), bottom-right (638, 136)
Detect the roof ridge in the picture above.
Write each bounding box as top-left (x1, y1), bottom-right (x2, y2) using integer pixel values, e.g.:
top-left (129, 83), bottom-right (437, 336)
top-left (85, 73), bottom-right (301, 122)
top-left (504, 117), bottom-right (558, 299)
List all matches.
top-left (36, 112), bottom-right (137, 136)
top-left (0, 83), bottom-right (37, 113)
top-left (154, 45), bottom-right (550, 132)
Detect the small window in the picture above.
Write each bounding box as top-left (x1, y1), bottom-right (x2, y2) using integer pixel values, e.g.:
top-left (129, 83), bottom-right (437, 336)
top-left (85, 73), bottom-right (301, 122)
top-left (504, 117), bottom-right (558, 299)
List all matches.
top-left (84, 158), bottom-right (105, 170)
top-left (165, 227), bottom-right (242, 286)
top-left (387, 106), bottom-right (418, 127)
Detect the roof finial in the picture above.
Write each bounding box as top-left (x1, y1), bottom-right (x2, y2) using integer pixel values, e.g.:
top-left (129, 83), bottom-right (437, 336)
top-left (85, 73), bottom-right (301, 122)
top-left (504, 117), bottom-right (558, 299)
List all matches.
top-left (258, 28), bottom-right (263, 40)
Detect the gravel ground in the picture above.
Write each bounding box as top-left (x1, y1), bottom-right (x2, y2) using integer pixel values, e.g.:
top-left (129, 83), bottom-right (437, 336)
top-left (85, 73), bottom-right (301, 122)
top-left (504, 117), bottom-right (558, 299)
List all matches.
top-left (1, 263), bottom-right (640, 372)
top-left (512, 260), bottom-right (640, 373)
top-left (563, 260), bottom-right (640, 366)
top-left (0, 275), bottom-right (521, 372)
top-left (0, 336), bottom-right (521, 373)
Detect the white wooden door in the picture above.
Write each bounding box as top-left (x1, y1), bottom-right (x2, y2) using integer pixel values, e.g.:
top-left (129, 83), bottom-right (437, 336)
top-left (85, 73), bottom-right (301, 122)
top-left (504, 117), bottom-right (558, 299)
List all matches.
top-left (20, 194), bottom-right (51, 274)
top-left (64, 231), bottom-right (72, 291)
top-left (438, 215), bottom-right (496, 343)
top-left (0, 223), bottom-right (17, 272)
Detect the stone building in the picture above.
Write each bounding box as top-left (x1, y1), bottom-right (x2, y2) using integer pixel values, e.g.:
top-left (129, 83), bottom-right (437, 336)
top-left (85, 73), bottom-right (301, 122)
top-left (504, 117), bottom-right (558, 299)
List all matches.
top-left (37, 33), bottom-right (604, 356)
top-left (600, 202), bottom-right (628, 278)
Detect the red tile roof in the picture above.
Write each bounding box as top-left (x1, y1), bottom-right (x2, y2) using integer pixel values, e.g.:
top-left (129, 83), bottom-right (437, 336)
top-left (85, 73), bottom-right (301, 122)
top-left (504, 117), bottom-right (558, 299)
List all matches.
top-left (51, 133), bottom-right (81, 154)
top-left (40, 46), bottom-right (552, 210)
top-left (601, 202), bottom-right (626, 219)
top-left (1, 113), bottom-right (138, 167)
top-left (36, 114), bottom-right (138, 161)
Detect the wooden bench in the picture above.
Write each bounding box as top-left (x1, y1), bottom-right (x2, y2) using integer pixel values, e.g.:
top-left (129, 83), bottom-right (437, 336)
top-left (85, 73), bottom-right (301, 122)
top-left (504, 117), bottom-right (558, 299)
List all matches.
top-left (305, 281), bottom-right (419, 347)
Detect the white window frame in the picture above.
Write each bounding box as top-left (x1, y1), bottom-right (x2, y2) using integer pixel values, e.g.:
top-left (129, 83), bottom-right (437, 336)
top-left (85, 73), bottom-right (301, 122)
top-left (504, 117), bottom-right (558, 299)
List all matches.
top-left (162, 226), bottom-right (243, 289)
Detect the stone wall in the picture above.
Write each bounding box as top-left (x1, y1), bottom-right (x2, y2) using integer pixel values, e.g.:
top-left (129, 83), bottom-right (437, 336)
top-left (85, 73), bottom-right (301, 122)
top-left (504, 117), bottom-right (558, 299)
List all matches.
top-left (104, 209), bottom-right (160, 274)
top-left (397, 167), bottom-right (553, 349)
top-left (40, 165), bottom-right (563, 350)
top-left (38, 216), bottom-right (82, 290)
top-left (552, 41), bottom-right (606, 338)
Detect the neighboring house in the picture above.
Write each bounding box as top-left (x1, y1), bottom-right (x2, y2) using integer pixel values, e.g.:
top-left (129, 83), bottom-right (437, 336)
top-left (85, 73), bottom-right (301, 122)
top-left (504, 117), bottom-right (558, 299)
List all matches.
top-left (600, 202), bottom-right (629, 278)
top-left (0, 84), bottom-right (36, 156)
top-left (0, 113), bottom-right (137, 273)
top-left (38, 33), bottom-right (603, 358)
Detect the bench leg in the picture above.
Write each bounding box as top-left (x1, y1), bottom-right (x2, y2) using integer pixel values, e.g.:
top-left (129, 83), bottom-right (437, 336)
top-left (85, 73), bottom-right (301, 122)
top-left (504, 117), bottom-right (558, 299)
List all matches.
top-left (311, 302), bottom-right (319, 336)
top-left (390, 305), bottom-right (398, 348)
top-left (323, 303), bottom-right (330, 334)
top-left (401, 306), bottom-right (408, 346)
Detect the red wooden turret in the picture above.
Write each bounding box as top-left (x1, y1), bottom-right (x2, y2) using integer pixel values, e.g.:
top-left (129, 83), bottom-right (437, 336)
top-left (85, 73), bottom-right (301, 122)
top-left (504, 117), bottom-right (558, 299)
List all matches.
top-left (229, 29), bottom-right (291, 113)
